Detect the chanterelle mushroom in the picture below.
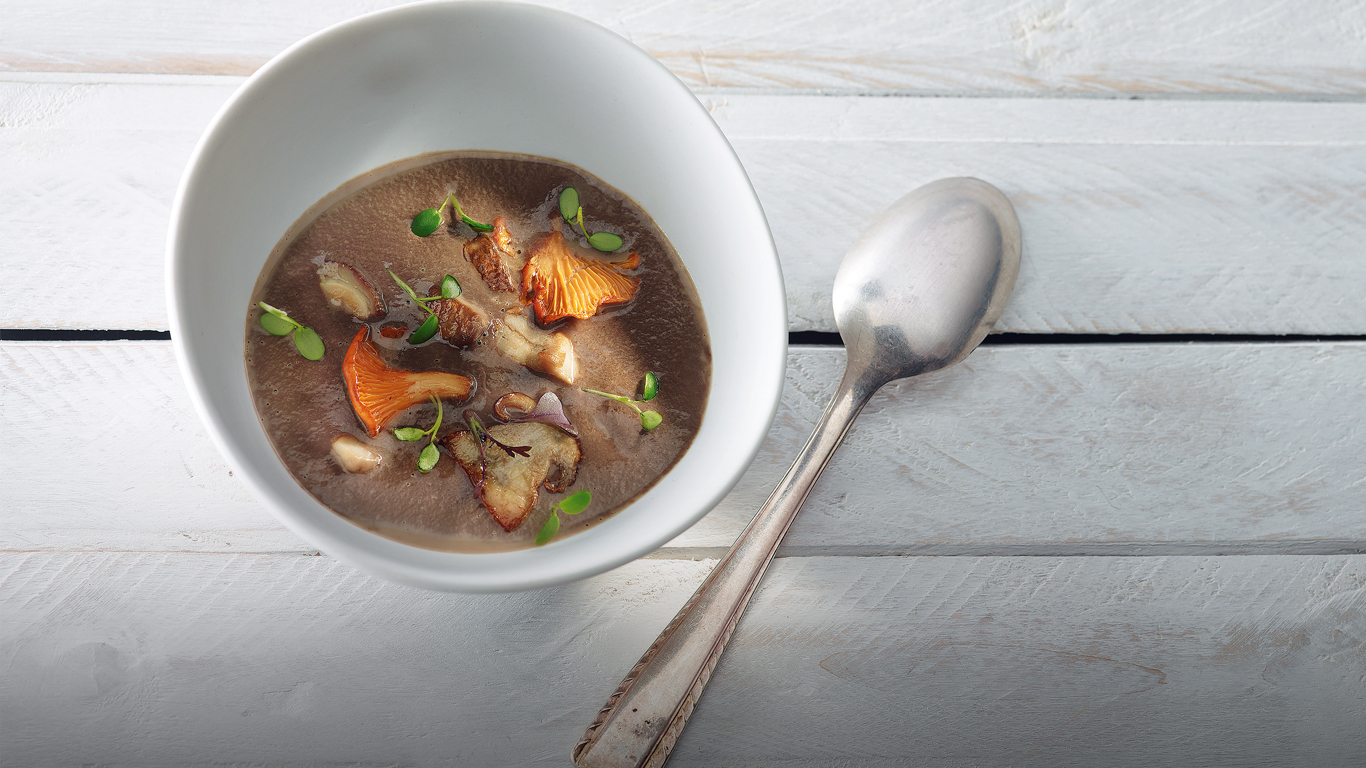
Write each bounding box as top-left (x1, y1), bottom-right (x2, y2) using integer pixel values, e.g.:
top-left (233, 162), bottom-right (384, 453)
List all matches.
top-left (342, 326), bottom-right (473, 437)
top-left (441, 421), bottom-right (581, 532)
top-left (520, 231), bottom-right (640, 323)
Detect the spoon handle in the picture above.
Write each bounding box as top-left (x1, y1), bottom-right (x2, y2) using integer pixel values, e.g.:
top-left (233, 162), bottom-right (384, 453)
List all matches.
top-left (573, 369), bottom-right (879, 768)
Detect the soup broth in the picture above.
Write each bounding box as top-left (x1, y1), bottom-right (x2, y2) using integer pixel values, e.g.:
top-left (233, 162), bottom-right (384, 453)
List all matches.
top-left (246, 151), bottom-right (711, 552)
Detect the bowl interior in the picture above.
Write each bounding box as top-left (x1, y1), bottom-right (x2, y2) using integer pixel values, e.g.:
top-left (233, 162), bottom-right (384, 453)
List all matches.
top-left (167, 1), bottom-right (785, 591)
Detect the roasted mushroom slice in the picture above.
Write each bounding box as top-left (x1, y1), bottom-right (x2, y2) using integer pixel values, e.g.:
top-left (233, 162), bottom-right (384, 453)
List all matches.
top-left (463, 216), bottom-right (518, 293)
top-left (318, 260), bottom-right (386, 321)
top-left (494, 311), bottom-right (576, 384)
top-left (442, 421), bottom-right (582, 532)
top-left (427, 288), bottom-right (490, 348)
top-left (342, 326), bottom-right (473, 437)
top-left (520, 231), bottom-right (640, 323)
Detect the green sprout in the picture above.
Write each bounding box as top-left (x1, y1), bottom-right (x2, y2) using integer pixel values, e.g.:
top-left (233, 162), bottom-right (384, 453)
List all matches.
top-left (257, 302), bottom-right (325, 360)
top-left (535, 490), bottom-right (593, 546)
top-left (393, 395), bottom-right (445, 473)
top-left (583, 372), bottom-right (662, 430)
top-left (411, 192), bottom-right (493, 236)
top-left (388, 269), bottom-right (461, 344)
top-left (558, 186), bottom-right (624, 252)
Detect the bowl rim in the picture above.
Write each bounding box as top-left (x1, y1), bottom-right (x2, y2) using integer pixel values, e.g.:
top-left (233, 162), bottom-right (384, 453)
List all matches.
top-left (165, 0), bottom-right (786, 591)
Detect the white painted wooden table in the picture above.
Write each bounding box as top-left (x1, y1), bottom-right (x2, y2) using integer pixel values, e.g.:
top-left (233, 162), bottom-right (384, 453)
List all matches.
top-left (4, 2), bottom-right (1365, 765)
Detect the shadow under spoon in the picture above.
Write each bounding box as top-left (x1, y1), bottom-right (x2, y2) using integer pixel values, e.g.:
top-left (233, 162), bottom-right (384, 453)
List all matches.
top-left (573, 177), bottom-right (1023, 768)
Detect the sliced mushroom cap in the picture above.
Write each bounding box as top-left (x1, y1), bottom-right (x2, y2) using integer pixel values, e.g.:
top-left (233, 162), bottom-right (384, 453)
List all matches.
top-left (441, 421), bottom-right (582, 532)
top-left (318, 260), bottom-right (386, 321)
top-left (463, 216), bottom-right (518, 293)
top-left (429, 292), bottom-right (490, 348)
top-left (494, 311), bottom-right (576, 384)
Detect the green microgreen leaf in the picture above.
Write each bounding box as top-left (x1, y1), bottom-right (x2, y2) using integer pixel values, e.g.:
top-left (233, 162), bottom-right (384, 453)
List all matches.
top-left (256, 303), bottom-right (325, 360)
top-left (641, 371), bottom-right (659, 401)
top-left (409, 313), bottom-right (440, 345)
top-left (582, 388), bottom-right (635, 405)
top-left (584, 383), bottom-right (664, 431)
top-left (462, 215), bottom-right (495, 233)
top-left (259, 309), bottom-right (294, 336)
top-left (388, 269), bottom-right (444, 344)
top-left (257, 302), bottom-right (296, 335)
top-left (571, 207), bottom-right (588, 241)
top-left (418, 443), bottom-right (439, 473)
top-left (388, 269), bottom-right (421, 304)
top-left (587, 231), bottom-right (624, 252)
top-left (258, 301), bottom-right (290, 320)
top-left (535, 511), bottom-right (561, 546)
top-left (293, 327), bottom-right (326, 360)
top-left (399, 396), bottom-right (444, 473)
top-left (536, 489), bottom-right (592, 546)
top-left (440, 275), bottom-right (461, 299)
top-left (558, 187), bottom-right (580, 221)
top-left (411, 208), bottom-right (442, 237)
top-left (559, 188), bottom-right (623, 251)
top-left (557, 490), bottom-right (592, 516)
top-left (443, 192), bottom-right (492, 232)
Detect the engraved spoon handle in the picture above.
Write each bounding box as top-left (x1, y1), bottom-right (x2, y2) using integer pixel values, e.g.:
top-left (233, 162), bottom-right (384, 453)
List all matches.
top-left (573, 366), bottom-right (880, 768)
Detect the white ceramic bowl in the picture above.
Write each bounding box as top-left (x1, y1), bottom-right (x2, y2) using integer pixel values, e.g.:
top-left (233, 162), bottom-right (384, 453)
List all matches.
top-left (166, 1), bottom-right (785, 592)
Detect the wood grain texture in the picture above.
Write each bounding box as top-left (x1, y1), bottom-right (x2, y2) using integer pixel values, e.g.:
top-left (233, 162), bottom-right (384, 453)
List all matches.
top-left (4, 0), bottom-right (1366, 95)
top-left (6, 341), bottom-right (1365, 554)
top-left (3, 552), bottom-right (1362, 766)
top-left (4, 78), bottom-right (1366, 334)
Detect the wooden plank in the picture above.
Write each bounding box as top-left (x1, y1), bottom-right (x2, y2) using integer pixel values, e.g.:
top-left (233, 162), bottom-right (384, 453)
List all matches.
top-left (0, 77), bottom-right (229, 331)
top-left (4, 78), bottom-right (1366, 334)
top-left (4, 0), bottom-right (1366, 95)
top-left (3, 552), bottom-right (1362, 766)
top-left (720, 96), bottom-right (1366, 335)
top-left (6, 341), bottom-right (1366, 554)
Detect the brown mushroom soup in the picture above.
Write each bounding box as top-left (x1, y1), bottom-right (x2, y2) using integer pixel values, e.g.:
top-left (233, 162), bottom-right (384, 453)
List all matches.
top-left (246, 151), bottom-right (711, 552)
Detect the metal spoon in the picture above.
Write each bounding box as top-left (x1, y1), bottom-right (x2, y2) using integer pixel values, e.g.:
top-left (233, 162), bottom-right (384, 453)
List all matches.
top-left (573, 177), bottom-right (1022, 768)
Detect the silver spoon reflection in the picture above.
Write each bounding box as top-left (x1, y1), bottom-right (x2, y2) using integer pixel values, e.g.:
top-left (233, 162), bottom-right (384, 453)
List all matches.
top-left (574, 178), bottom-right (1022, 768)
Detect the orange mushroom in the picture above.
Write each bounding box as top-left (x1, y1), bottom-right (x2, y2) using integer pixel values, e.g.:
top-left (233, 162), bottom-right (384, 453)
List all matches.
top-left (341, 326), bottom-right (473, 437)
top-left (520, 231), bottom-right (640, 324)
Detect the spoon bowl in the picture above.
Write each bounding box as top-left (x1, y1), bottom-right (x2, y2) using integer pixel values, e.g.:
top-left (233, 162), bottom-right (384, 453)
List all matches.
top-left (575, 178), bottom-right (1021, 768)
top-left (837, 177), bottom-right (1021, 386)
